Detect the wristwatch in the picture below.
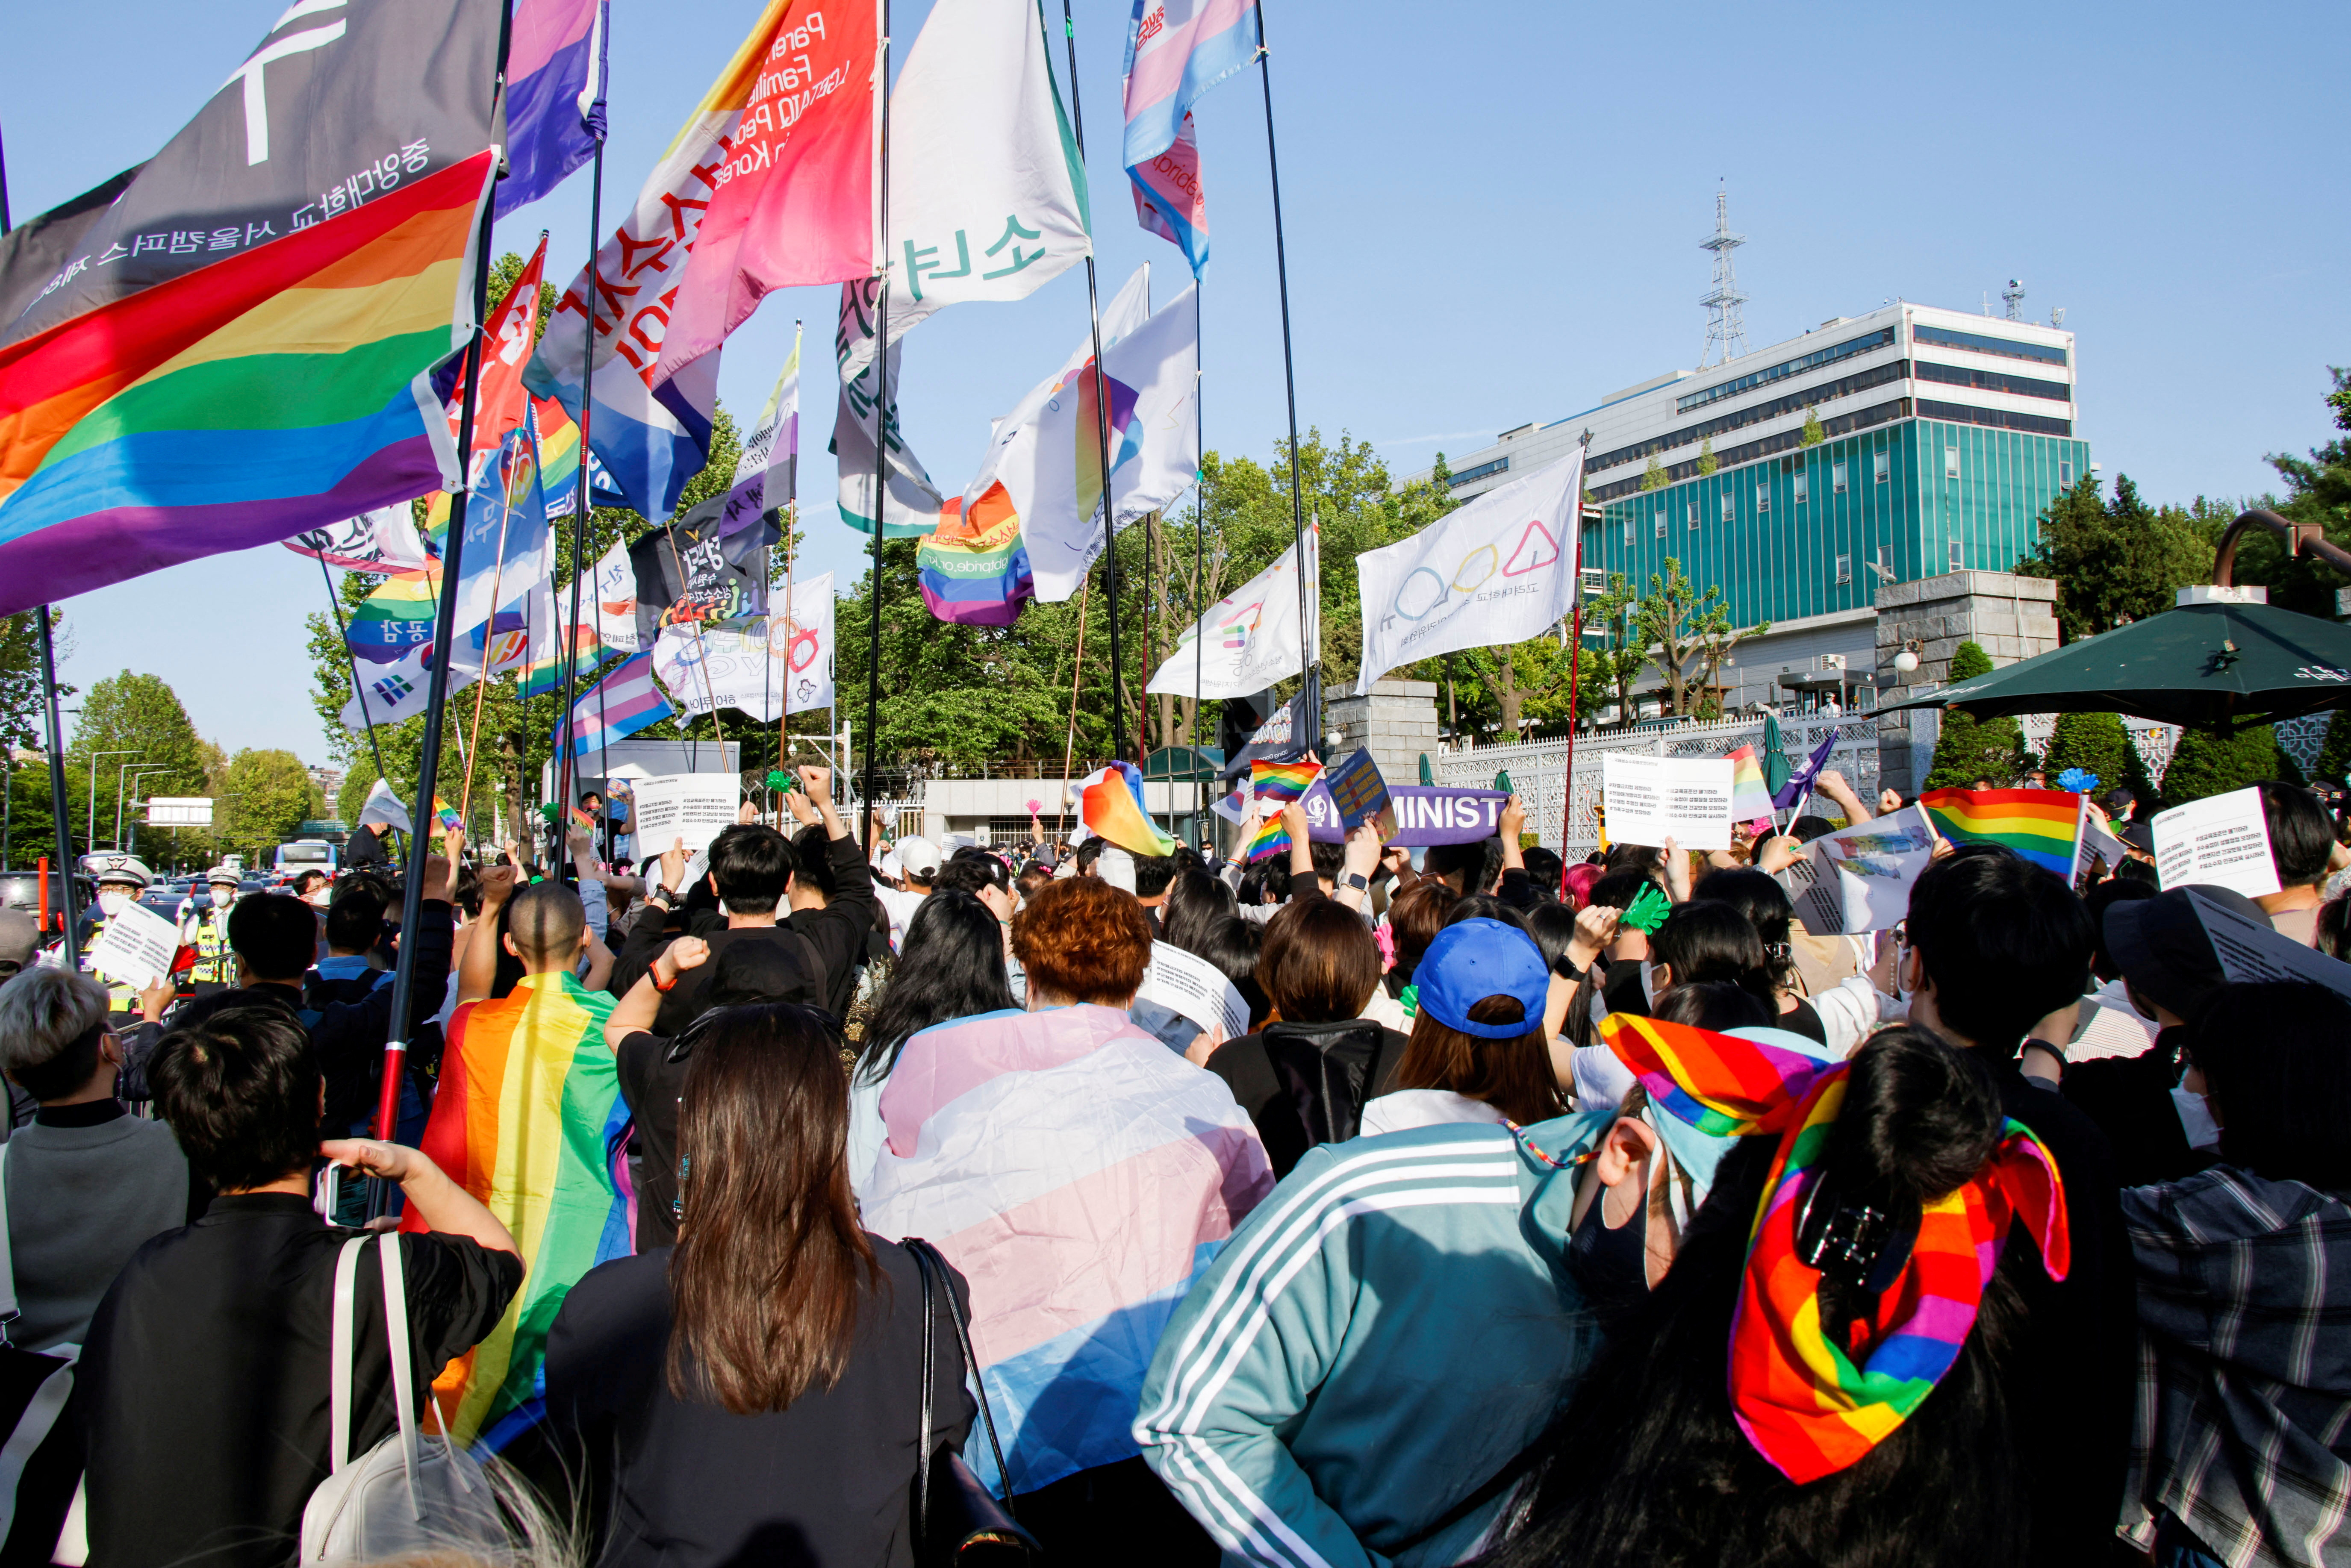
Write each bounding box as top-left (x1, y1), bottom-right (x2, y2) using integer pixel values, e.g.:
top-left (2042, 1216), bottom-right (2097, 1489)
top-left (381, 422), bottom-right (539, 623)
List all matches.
top-left (1340, 871), bottom-right (1371, 892)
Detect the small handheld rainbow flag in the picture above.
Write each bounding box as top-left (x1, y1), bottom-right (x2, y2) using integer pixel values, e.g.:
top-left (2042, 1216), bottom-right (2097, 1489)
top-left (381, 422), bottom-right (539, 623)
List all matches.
top-left (1081, 763), bottom-right (1178, 857)
top-left (568, 805), bottom-right (595, 830)
top-left (1723, 744), bottom-right (1776, 826)
top-left (1243, 812), bottom-right (1291, 863)
top-left (1918, 788), bottom-right (2080, 876)
top-left (432, 796), bottom-right (463, 833)
top-left (1250, 758), bottom-right (1321, 803)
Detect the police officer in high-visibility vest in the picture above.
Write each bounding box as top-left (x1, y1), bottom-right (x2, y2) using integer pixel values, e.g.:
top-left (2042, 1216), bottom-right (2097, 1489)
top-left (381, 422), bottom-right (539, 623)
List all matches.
top-left (178, 866), bottom-right (242, 994)
top-left (77, 853), bottom-right (156, 1016)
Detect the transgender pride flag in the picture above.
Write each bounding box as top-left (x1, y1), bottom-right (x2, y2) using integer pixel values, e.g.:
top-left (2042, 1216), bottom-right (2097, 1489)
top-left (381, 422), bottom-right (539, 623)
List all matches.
top-left (553, 649), bottom-right (673, 761)
top-left (860, 1005), bottom-right (1273, 1493)
top-left (1121, 0), bottom-right (1261, 169)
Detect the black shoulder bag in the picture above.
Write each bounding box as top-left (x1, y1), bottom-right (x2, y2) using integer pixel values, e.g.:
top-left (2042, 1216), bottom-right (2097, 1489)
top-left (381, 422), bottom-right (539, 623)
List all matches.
top-left (906, 1238), bottom-right (1038, 1567)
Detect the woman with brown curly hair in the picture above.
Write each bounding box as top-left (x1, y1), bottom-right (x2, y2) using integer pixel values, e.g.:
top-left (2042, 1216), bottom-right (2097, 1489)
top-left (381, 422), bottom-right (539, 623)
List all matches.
top-left (545, 1003), bottom-right (976, 1568)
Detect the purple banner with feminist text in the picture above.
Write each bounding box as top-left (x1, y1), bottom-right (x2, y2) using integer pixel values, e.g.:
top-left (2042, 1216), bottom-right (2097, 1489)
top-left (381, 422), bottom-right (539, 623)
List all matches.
top-left (1216, 783), bottom-right (1508, 846)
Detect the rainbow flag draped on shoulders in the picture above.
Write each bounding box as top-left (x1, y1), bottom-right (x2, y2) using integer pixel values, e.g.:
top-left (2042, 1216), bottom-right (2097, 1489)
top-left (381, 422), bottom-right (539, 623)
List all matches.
top-left (405, 969), bottom-right (628, 1449)
top-left (1918, 787), bottom-right (2081, 876)
top-left (0, 153), bottom-right (494, 616)
top-left (859, 1003), bottom-right (1273, 1494)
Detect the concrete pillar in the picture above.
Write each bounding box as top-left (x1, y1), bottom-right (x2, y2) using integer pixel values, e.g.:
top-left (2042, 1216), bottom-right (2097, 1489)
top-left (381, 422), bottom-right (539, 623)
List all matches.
top-left (1873, 570), bottom-right (2060, 794)
top-left (1323, 679), bottom-right (1441, 783)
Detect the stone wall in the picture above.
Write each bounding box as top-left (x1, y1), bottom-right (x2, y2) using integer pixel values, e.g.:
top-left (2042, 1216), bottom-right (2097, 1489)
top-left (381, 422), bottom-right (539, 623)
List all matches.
top-left (1325, 679), bottom-right (1441, 782)
top-left (1874, 571), bottom-right (2061, 794)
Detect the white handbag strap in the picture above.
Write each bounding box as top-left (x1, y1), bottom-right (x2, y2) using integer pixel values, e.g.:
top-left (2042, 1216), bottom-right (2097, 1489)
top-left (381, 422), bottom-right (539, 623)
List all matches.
top-left (376, 1232), bottom-right (422, 1515)
top-left (327, 1236), bottom-right (366, 1473)
top-left (0, 1142), bottom-right (18, 1332)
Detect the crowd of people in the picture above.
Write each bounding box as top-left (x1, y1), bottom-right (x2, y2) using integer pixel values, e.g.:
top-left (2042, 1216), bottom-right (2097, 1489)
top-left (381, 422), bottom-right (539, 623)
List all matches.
top-left (2, 761), bottom-right (2348, 1568)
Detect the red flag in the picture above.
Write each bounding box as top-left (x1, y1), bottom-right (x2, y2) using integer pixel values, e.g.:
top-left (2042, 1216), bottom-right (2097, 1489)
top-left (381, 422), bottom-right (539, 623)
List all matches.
top-left (460, 232), bottom-right (547, 461)
top-left (651, 1), bottom-right (881, 388)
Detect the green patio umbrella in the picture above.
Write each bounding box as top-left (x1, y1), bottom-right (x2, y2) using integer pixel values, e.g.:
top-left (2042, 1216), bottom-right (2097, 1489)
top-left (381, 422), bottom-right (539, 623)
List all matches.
top-left (1876, 598), bottom-right (2351, 732)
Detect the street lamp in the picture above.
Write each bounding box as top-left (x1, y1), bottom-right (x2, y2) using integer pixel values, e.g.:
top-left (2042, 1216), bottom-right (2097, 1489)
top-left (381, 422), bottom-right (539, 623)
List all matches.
top-left (124, 767), bottom-right (171, 858)
top-left (115, 758), bottom-right (159, 850)
top-left (86, 750), bottom-right (137, 853)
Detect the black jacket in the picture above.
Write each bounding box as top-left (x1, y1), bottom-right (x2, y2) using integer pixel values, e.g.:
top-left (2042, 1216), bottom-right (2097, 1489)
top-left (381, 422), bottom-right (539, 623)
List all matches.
top-left (250, 900), bottom-right (454, 1133)
top-left (1206, 1018), bottom-right (1409, 1179)
top-left (783, 830), bottom-right (883, 1020)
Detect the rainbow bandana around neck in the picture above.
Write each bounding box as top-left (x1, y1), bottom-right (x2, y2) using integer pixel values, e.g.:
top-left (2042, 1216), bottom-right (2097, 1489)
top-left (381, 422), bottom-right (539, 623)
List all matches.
top-left (1600, 1014), bottom-right (1833, 1138)
top-left (1728, 1071), bottom-right (2070, 1483)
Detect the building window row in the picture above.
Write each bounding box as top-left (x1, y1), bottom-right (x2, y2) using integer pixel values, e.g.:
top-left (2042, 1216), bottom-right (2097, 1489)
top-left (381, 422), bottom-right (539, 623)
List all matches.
top-left (1590, 359), bottom-right (1909, 476)
top-left (1910, 323), bottom-right (2068, 368)
top-left (1446, 456), bottom-right (1510, 487)
top-left (1586, 398), bottom-right (1910, 503)
top-left (1912, 359), bottom-right (2071, 404)
top-left (1915, 399), bottom-right (2073, 438)
top-left (1674, 327), bottom-right (1897, 414)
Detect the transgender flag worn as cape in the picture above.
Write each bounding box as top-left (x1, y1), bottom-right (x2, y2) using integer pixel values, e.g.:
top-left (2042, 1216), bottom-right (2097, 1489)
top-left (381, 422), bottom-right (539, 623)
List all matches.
top-left (859, 1005), bottom-right (1273, 1493)
top-left (405, 971), bottom-right (629, 1449)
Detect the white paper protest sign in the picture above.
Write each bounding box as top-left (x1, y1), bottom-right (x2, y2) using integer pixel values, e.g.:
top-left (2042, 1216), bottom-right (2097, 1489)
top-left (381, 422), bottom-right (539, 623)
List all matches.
top-left (88, 899), bottom-right (180, 991)
top-left (1777, 806), bottom-right (1936, 935)
top-left (1140, 941), bottom-right (1250, 1042)
top-left (629, 774), bottom-right (740, 862)
top-left (1603, 753), bottom-right (1735, 853)
top-left (2186, 888), bottom-right (2351, 1003)
top-left (2153, 787), bottom-right (2280, 898)
top-left (2076, 804), bottom-right (2131, 880)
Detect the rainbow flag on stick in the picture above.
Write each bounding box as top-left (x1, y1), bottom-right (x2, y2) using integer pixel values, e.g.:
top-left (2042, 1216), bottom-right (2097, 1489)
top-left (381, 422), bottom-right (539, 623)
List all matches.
top-left (1723, 745), bottom-right (1777, 827)
top-left (431, 795), bottom-right (464, 833)
top-left (1918, 788), bottom-right (2082, 876)
top-left (404, 971), bottom-right (627, 1447)
top-left (1243, 812), bottom-right (1291, 864)
top-left (1250, 757), bottom-right (1321, 803)
top-left (0, 153), bottom-right (496, 618)
top-left (1080, 763), bottom-right (1178, 858)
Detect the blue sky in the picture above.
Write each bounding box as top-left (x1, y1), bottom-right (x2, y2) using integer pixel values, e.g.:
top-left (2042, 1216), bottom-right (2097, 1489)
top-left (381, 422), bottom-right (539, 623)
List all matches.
top-left (6, 0), bottom-right (2344, 763)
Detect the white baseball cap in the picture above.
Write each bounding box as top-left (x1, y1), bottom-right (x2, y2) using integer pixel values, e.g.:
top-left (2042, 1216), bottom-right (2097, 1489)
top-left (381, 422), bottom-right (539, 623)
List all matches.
top-left (893, 835), bottom-right (942, 882)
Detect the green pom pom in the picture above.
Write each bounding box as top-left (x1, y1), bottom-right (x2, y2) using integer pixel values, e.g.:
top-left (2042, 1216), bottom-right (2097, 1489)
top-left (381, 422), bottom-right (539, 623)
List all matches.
top-left (764, 769), bottom-right (792, 790)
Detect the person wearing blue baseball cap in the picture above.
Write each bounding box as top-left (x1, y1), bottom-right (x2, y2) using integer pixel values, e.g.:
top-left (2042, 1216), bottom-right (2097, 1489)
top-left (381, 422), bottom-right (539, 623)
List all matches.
top-left (1360, 918), bottom-right (1567, 1137)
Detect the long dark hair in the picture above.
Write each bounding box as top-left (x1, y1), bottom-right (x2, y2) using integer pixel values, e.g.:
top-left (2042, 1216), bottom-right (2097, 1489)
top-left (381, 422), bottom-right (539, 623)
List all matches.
top-left (669, 1004), bottom-right (881, 1415)
top-left (1161, 869), bottom-right (1237, 956)
top-left (1691, 868), bottom-right (1797, 995)
top-left (1478, 1028), bottom-right (2027, 1568)
top-left (1651, 900), bottom-right (1774, 1009)
top-left (855, 890), bottom-right (1014, 1085)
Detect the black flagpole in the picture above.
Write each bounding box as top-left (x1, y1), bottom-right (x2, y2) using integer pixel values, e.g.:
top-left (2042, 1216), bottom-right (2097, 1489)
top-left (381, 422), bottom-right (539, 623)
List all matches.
top-left (861, 0), bottom-right (892, 861)
top-left (376, 1), bottom-right (514, 1156)
top-left (1059, 0), bottom-right (1128, 766)
top-left (1253, 3), bottom-right (1317, 742)
top-left (557, 135), bottom-right (607, 821)
top-left (0, 123), bottom-right (83, 960)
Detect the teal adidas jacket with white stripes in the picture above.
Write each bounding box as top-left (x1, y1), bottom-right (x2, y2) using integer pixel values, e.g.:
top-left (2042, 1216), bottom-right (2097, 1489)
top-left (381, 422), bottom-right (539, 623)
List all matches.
top-left (1134, 1112), bottom-right (1614, 1568)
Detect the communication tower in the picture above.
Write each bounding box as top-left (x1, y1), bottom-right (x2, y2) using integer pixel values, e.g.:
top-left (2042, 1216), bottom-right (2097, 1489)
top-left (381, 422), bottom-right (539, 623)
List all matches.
top-left (1697, 187), bottom-right (1749, 368)
top-left (2001, 278), bottom-right (2027, 321)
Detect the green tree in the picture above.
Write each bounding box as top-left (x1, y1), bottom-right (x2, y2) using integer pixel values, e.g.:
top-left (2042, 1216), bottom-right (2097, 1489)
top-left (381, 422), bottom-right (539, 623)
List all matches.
top-left (2041, 712), bottom-right (2132, 792)
top-left (1922, 642), bottom-right (2026, 789)
top-left (1799, 407), bottom-right (1825, 447)
top-left (1695, 437), bottom-right (1717, 477)
top-left (2316, 707), bottom-right (2351, 786)
top-left (0, 610), bottom-right (72, 752)
top-left (1640, 455), bottom-right (1668, 491)
top-left (66, 672), bottom-right (212, 852)
top-left (216, 748), bottom-right (315, 865)
top-left (2158, 724), bottom-right (2292, 806)
top-left (2014, 474), bottom-right (2215, 643)
top-left (2252, 366), bottom-right (2351, 616)
top-left (1631, 559), bottom-right (1763, 718)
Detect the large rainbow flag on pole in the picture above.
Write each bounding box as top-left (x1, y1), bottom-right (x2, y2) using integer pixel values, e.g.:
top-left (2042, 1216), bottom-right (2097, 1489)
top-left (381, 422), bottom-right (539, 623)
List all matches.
top-left (1918, 787), bottom-right (2083, 876)
top-left (919, 483), bottom-right (1032, 625)
top-left (405, 969), bottom-right (628, 1449)
top-left (1080, 762), bottom-right (1179, 857)
top-left (0, 153), bottom-right (495, 617)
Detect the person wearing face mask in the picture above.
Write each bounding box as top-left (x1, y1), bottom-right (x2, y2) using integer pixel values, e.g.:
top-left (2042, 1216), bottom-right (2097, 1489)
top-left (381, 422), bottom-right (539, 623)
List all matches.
top-left (78, 856), bottom-right (158, 1017)
top-left (178, 867), bottom-right (244, 994)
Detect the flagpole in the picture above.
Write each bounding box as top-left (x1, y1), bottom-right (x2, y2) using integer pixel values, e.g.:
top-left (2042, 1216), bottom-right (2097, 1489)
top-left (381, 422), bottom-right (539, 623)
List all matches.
top-left (558, 137), bottom-right (606, 827)
top-left (1252, 4), bottom-right (1317, 746)
top-left (316, 553), bottom-right (396, 797)
top-left (860, 0), bottom-right (893, 863)
top-left (0, 128), bottom-right (82, 958)
top-left (658, 524), bottom-right (728, 763)
top-left (1559, 432), bottom-right (1589, 893)
top-left (457, 482), bottom-right (518, 829)
top-left (377, 0), bottom-right (515, 1158)
top-left (1058, 0), bottom-right (1128, 766)
top-left (778, 321), bottom-right (801, 818)
top-left (1056, 580), bottom-right (1092, 844)
top-left (1192, 288), bottom-right (1207, 850)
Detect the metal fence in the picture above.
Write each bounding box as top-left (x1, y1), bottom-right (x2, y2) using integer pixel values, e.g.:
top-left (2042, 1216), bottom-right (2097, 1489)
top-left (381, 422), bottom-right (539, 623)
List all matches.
top-left (1433, 713), bottom-right (1877, 857)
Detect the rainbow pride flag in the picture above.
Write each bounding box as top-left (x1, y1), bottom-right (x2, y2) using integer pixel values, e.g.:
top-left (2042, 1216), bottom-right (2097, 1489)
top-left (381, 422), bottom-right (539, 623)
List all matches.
top-left (1918, 788), bottom-right (2081, 876)
top-left (431, 795), bottom-right (464, 833)
top-left (1599, 1014), bottom-right (1833, 1138)
top-left (1250, 757), bottom-right (1321, 803)
top-left (518, 620), bottom-right (607, 700)
top-left (919, 481), bottom-right (1032, 625)
top-left (1081, 762), bottom-right (1178, 858)
top-left (405, 970), bottom-right (628, 1449)
top-left (1243, 812), bottom-right (1291, 864)
top-left (0, 153), bottom-right (495, 619)
top-left (1723, 744), bottom-right (1776, 826)
top-left (348, 564), bottom-right (445, 663)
